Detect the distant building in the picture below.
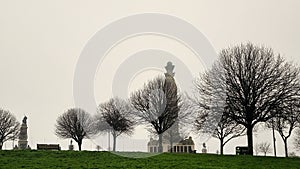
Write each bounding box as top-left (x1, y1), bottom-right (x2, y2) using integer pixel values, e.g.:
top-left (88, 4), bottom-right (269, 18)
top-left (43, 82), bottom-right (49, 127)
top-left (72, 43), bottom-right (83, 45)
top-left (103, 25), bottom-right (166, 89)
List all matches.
top-left (147, 136), bottom-right (195, 153)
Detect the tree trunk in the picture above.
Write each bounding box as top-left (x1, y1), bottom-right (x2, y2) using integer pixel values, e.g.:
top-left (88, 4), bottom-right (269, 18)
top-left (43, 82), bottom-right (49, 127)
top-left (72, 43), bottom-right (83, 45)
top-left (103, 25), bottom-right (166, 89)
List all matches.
top-left (170, 140), bottom-right (173, 153)
top-left (272, 125), bottom-right (277, 157)
top-left (78, 141), bottom-right (82, 151)
top-left (113, 133), bottom-right (117, 152)
top-left (158, 134), bottom-right (163, 152)
top-left (284, 138), bottom-right (288, 157)
top-left (247, 126), bottom-right (253, 155)
top-left (220, 138), bottom-right (224, 155)
top-left (0, 142), bottom-right (2, 150)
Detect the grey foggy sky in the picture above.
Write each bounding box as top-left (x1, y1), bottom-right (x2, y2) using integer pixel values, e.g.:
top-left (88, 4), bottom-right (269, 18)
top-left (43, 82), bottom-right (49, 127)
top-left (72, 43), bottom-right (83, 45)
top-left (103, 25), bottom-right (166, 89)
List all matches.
top-left (0, 0), bottom-right (300, 155)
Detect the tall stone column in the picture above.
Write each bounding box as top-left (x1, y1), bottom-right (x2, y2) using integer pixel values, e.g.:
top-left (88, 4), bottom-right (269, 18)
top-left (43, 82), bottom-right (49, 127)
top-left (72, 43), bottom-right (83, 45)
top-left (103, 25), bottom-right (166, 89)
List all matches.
top-left (164, 62), bottom-right (181, 152)
top-left (18, 116), bottom-right (28, 150)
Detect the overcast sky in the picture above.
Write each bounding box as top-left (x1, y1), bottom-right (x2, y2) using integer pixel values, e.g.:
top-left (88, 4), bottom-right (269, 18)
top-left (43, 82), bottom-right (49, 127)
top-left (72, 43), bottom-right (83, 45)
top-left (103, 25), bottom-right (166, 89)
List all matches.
top-left (0, 0), bottom-right (300, 156)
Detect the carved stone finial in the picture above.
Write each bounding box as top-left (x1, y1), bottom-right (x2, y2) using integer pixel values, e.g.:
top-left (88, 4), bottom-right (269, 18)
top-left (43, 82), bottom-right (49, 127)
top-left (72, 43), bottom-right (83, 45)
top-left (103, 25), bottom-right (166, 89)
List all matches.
top-left (165, 61), bottom-right (175, 77)
top-left (22, 116), bottom-right (27, 125)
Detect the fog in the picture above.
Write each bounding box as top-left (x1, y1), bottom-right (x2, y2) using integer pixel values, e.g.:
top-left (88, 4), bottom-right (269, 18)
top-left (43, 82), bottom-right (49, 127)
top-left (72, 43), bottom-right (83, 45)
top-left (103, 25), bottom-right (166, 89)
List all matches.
top-left (0, 0), bottom-right (299, 156)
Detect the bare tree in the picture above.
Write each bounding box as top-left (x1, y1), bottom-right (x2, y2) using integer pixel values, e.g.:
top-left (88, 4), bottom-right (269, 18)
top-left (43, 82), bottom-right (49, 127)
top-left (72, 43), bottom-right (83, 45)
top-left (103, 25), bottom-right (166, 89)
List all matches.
top-left (265, 119), bottom-right (277, 157)
top-left (153, 95), bottom-right (193, 153)
top-left (55, 108), bottom-right (96, 151)
top-left (131, 75), bottom-right (180, 152)
top-left (193, 65), bottom-right (245, 155)
top-left (201, 42), bottom-right (300, 155)
top-left (96, 97), bottom-right (135, 152)
top-left (258, 142), bottom-right (272, 156)
top-left (195, 110), bottom-right (245, 155)
top-left (0, 109), bottom-right (20, 150)
top-left (272, 99), bottom-right (300, 157)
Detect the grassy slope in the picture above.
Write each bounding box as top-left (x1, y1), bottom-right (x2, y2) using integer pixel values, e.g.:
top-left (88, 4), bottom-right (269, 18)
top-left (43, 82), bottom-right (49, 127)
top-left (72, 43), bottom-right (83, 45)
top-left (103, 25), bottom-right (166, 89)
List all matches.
top-left (0, 150), bottom-right (300, 169)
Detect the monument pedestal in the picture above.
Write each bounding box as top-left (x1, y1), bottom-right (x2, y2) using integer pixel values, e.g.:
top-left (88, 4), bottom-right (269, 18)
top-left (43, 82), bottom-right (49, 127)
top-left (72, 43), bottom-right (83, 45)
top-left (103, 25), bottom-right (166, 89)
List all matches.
top-left (69, 145), bottom-right (74, 150)
top-left (18, 140), bottom-right (28, 150)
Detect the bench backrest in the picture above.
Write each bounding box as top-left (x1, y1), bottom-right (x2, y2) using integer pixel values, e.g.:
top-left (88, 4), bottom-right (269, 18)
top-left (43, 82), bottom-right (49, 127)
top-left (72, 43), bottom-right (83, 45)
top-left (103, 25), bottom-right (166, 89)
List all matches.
top-left (37, 144), bottom-right (60, 150)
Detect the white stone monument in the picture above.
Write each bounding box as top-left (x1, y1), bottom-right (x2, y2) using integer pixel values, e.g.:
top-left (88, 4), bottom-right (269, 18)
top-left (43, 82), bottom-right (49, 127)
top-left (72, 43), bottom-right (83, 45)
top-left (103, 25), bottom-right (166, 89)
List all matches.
top-left (18, 116), bottom-right (28, 150)
top-left (69, 140), bottom-right (74, 150)
top-left (202, 143), bottom-right (207, 154)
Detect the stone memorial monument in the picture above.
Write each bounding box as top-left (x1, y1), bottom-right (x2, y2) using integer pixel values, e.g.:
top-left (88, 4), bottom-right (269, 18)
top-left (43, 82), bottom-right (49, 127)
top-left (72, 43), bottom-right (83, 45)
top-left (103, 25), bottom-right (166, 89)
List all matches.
top-left (69, 140), bottom-right (74, 150)
top-left (202, 143), bottom-right (207, 153)
top-left (18, 116), bottom-right (28, 150)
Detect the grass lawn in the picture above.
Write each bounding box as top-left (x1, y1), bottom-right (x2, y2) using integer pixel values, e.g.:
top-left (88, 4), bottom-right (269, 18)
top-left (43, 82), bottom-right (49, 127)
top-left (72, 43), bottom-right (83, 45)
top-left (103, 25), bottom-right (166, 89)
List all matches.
top-left (0, 150), bottom-right (300, 169)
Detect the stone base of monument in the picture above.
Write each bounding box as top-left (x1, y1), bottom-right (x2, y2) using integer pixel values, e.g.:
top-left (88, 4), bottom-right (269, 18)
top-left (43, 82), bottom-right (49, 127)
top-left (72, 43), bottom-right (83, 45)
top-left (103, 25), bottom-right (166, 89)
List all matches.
top-left (18, 140), bottom-right (28, 150)
top-left (69, 145), bottom-right (74, 150)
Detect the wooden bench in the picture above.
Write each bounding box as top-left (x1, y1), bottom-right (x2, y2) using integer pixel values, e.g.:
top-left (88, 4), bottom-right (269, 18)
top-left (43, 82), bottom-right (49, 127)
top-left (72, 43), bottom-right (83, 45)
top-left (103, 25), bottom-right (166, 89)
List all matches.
top-left (37, 144), bottom-right (61, 150)
top-left (236, 146), bottom-right (249, 155)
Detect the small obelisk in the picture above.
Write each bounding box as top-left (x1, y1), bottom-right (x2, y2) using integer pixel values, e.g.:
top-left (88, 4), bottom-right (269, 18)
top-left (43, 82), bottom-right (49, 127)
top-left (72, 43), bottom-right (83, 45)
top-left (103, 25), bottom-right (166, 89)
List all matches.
top-left (18, 116), bottom-right (28, 149)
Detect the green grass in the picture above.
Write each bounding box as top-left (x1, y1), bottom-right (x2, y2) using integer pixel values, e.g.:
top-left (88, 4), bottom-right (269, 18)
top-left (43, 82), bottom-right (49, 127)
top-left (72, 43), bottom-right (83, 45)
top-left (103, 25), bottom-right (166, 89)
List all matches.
top-left (0, 150), bottom-right (300, 169)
